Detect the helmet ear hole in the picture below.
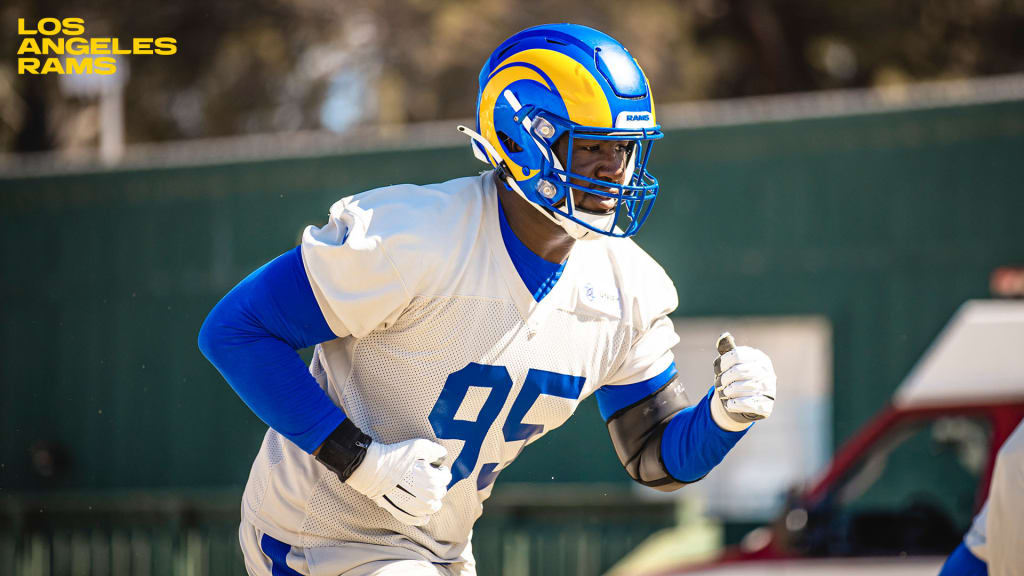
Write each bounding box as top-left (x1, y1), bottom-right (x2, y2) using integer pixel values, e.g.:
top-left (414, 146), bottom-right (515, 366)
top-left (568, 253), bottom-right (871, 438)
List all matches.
top-left (497, 131), bottom-right (523, 154)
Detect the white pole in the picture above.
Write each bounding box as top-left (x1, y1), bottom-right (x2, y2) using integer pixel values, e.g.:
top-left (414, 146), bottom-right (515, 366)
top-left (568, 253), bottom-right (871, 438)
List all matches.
top-left (99, 82), bottom-right (124, 165)
top-left (59, 55), bottom-right (128, 165)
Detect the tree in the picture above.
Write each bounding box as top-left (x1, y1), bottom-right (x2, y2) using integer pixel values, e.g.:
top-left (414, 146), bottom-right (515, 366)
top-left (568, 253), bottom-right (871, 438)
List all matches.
top-left (3, 0), bottom-right (1023, 154)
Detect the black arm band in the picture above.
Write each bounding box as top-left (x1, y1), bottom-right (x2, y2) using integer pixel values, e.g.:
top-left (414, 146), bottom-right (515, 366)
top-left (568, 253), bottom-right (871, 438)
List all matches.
top-left (314, 418), bottom-right (372, 481)
top-left (606, 376), bottom-right (692, 492)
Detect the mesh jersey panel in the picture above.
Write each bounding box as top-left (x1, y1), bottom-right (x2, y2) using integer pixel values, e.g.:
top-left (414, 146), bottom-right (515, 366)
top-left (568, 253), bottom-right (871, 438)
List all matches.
top-left (294, 296), bottom-right (629, 557)
top-left (240, 173), bottom-right (678, 564)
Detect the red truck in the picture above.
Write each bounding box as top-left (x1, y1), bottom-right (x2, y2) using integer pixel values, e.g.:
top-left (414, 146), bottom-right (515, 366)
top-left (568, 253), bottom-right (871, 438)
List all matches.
top-left (661, 299), bottom-right (1024, 575)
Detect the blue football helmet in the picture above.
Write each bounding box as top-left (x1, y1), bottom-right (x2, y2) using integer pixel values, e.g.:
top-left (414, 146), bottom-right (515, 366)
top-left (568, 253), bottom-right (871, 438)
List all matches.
top-left (458, 23), bottom-right (662, 239)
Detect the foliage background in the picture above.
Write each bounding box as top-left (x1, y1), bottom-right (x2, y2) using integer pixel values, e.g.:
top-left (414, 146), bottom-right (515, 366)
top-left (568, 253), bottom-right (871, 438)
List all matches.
top-left (3, 0), bottom-right (1024, 154)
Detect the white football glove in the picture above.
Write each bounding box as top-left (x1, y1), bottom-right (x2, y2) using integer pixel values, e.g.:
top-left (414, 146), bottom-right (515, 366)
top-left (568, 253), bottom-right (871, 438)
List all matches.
top-left (345, 438), bottom-right (452, 526)
top-left (710, 345), bottom-right (777, 431)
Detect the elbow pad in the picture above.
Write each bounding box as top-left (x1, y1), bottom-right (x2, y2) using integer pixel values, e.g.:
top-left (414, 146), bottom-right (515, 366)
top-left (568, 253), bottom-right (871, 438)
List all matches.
top-left (606, 376), bottom-right (691, 492)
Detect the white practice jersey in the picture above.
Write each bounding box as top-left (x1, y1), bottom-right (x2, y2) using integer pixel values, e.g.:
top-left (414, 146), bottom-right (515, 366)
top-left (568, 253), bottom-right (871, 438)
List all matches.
top-left (241, 171), bottom-right (679, 565)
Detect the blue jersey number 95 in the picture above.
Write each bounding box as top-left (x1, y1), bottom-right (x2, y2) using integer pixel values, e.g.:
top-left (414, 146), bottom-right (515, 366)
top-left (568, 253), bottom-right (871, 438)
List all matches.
top-left (428, 363), bottom-right (585, 491)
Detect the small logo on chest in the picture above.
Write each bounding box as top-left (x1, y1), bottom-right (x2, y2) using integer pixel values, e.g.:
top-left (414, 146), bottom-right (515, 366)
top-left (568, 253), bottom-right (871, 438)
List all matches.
top-left (578, 282), bottom-right (621, 317)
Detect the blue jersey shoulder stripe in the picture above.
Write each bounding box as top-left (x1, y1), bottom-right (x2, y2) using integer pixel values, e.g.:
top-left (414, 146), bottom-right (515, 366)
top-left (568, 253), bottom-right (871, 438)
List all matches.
top-left (595, 363), bottom-right (678, 421)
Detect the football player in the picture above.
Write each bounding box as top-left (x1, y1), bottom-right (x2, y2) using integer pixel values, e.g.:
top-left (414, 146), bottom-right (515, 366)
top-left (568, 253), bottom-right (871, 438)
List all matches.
top-left (939, 419), bottom-right (1024, 576)
top-left (199, 23), bottom-right (777, 576)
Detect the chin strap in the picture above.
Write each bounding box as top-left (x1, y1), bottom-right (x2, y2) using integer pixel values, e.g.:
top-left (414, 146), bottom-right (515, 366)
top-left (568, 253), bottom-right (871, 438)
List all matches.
top-left (457, 124), bottom-right (604, 241)
top-left (456, 124), bottom-right (594, 239)
top-left (502, 90), bottom-right (619, 240)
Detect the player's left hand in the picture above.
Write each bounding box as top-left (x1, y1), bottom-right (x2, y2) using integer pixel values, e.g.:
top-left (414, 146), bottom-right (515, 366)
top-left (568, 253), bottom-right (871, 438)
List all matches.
top-left (710, 346), bottom-right (777, 431)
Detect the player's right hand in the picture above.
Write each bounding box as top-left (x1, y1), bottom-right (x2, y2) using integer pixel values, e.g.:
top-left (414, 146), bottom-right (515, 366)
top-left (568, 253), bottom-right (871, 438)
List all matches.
top-left (344, 438), bottom-right (452, 526)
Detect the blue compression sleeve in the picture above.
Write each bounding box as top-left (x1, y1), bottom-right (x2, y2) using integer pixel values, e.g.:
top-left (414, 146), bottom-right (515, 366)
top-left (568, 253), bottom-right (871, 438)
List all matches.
top-left (597, 365), bottom-right (749, 483)
top-left (661, 387), bottom-right (749, 482)
top-left (198, 246), bottom-right (345, 453)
